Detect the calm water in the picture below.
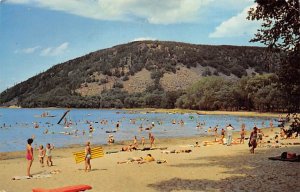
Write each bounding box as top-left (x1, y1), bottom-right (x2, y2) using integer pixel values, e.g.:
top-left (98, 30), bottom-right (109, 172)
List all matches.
top-left (0, 108), bottom-right (273, 152)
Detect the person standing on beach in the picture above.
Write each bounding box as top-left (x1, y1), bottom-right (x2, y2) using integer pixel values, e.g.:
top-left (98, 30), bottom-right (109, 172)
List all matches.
top-left (46, 143), bottom-right (54, 166)
top-left (38, 145), bottom-right (45, 167)
top-left (85, 141), bottom-right (91, 172)
top-left (221, 128), bottom-right (225, 144)
top-left (214, 125), bottom-right (218, 141)
top-left (249, 127), bottom-right (258, 153)
top-left (133, 136), bottom-right (138, 148)
top-left (26, 136), bottom-right (35, 177)
top-left (270, 120), bottom-right (274, 132)
top-left (141, 137), bottom-right (145, 146)
top-left (240, 124), bottom-right (246, 144)
top-left (149, 133), bottom-right (155, 148)
top-left (226, 124), bottom-right (234, 146)
top-left (257, 129), bottom-right (264, 147)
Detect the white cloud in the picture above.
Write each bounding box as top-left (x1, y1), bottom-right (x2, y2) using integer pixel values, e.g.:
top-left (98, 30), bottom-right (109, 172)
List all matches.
top-left (131, 37), bottom-right (156, 42)
top-left (14, 46), bottom-right (40, 54)
top-left (6, 0), bottom-right (213, 24)
top-left (22, 46), bottom-right (40, 54)
top-left (209, 4), bottom-right (261, 38)
top-left (4, 0), bottom-right (30, 4)
top-left (40, 42), bottom-right (69, 56)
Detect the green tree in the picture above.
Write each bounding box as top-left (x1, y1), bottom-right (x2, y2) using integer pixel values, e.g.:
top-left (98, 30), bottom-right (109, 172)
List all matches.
top-left (248, 0), bottom-right (300, 111)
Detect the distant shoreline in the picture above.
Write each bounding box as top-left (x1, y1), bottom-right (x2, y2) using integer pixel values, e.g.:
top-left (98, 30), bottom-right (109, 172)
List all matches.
top-left (0, 107), bottom-right (286, 118)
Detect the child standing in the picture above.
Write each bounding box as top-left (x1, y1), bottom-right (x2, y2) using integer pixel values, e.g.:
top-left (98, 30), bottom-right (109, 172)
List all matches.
top-left (46, 143), bottom-right (54, 167)
top-left (38, 145), bottom-right (45, 167)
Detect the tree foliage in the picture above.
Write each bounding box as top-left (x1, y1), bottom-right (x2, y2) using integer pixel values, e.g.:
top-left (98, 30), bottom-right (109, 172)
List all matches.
top-left (176, 75), bottom-right (285, 112)
top-left (248, 0), bottom-right (300, 52)
top-left (248, 0), bottom-right (300, 112)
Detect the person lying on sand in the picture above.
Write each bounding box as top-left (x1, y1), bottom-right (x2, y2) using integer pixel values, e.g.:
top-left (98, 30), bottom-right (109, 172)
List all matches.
top-left (117, 157), bottom-right (143, 164)
top-left (161, 149), bottom-right (192, 154)
top-left (137, 154), bottom-right (155, 164)
top-left (121, 144), bottom-right (137, 152)
top-left (117, 154), bottom-right (155, 164)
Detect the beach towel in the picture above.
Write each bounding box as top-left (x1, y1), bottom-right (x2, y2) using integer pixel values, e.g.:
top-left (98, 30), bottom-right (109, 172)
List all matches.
top-left (12, 174), bottom-right (52, 180)
top-left (73, 147), bottom-right (104, 164)
top-left (106, 150), bottom-right (119, 154)
top-left (32, 184), bottom-right (92, 192)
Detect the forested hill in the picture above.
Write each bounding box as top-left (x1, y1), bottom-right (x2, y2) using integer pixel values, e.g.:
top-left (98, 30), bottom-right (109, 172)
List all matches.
top-left (0, 41), bottom-right (280, 110)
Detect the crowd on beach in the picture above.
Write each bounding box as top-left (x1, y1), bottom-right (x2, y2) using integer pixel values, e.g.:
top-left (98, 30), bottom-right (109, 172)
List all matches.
top-left (21, 112), bottom-right (300, 177)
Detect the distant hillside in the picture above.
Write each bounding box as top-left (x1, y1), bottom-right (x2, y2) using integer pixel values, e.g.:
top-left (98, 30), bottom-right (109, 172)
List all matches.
top-left (0, 41), bottom-right (280, 108)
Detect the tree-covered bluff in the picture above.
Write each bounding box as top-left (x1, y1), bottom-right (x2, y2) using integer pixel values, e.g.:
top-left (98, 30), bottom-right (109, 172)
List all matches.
top-left (1, 41), bottom-right (287, 111)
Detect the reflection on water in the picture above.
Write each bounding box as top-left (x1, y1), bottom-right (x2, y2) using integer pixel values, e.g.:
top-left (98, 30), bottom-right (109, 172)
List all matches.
top-left (0, 108), bottom-right (273, 152)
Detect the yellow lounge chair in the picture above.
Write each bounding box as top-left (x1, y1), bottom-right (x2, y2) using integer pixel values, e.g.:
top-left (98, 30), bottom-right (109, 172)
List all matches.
top-left (73, 147), bottom-right (104, 164)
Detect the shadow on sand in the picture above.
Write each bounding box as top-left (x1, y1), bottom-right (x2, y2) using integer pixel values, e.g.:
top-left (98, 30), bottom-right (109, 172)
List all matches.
top-left (148, 147), bottom-right (300, 192)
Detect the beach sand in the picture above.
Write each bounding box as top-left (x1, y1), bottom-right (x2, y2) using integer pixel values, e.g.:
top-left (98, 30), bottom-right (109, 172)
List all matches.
top-left (1, 127), bottom-right (300, 192)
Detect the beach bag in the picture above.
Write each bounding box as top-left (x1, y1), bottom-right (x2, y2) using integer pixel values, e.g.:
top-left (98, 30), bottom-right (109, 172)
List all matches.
top-left (248, 141), bottom-right (252, 147)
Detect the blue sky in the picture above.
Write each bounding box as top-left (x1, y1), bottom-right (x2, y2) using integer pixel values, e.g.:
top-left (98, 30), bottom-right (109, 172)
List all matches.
top-left (0, 0), bottom-right (262, 92)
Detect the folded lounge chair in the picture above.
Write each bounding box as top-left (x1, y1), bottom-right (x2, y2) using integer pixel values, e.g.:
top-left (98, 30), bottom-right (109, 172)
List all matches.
top-left (73, 147), bottom-right (104, 164)
top-left (32, 184), bottom-right (92, 192)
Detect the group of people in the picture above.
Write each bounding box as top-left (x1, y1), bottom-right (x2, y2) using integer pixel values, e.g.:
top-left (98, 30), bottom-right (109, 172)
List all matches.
top-left (26, 114), bottom-right (294, 176)
top-left (26, 136), bottom-right (54, 177)
top-left (210, 123), bottom-right (269, 154)
top-left (120, 133), bottom-right (155, 151)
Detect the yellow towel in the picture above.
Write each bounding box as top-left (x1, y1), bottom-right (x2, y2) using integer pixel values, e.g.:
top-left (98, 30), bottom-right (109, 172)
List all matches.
top-left (73, 147), bottom-right (104, 164)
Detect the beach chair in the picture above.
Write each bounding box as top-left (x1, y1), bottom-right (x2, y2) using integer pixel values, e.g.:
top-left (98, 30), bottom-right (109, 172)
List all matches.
top-left (32, 184), bottom-right (92, 192)
top-left (73, 147), bottom-right (104, 164)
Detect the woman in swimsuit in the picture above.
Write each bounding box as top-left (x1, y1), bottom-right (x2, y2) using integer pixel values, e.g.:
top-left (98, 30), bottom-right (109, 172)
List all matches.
top-left (249, 127), bottom-right (258, 153)
top-left (85, 141), bottom-right (91, 172)
top-left (26, 136), bottom-right (34, 177)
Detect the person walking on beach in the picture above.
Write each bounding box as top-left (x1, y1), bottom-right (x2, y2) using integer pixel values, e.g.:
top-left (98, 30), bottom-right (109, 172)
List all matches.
top-left (249, 127), bottom-right (258, 153)
top-left (46, 143), bottom-right (54, 166)
top-left (226, 124), bottom-right (234, 146)
top-left (26, 136), bottom-right (35, 177)
top-left (85, 141), bottom-right (91, 172)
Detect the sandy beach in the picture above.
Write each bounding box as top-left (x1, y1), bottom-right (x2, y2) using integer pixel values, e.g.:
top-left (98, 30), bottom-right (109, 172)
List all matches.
top-left (1, 126), bottom-right (300, 192)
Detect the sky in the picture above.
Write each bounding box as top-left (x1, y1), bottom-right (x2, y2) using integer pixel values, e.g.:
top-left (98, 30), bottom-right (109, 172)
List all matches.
top-left (0, 0), bottom-right (262, 92)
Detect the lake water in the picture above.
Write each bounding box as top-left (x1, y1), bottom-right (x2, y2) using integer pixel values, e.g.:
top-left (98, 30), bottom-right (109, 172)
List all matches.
top-left (0, 108), bottom-right (274, 152)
